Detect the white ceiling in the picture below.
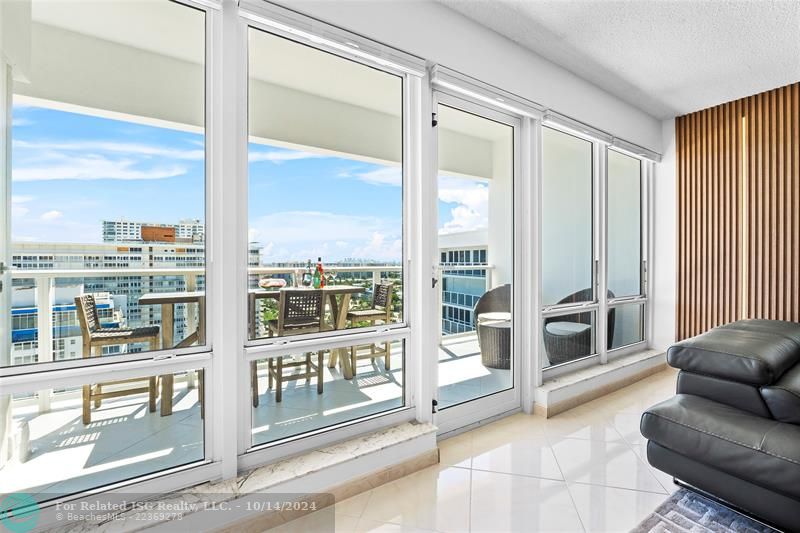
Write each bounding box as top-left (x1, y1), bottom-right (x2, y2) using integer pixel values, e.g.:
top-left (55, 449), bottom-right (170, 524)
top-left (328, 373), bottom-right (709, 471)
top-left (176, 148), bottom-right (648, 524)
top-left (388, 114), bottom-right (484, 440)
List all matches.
top-left (437, 0), bottom-right (800, 119)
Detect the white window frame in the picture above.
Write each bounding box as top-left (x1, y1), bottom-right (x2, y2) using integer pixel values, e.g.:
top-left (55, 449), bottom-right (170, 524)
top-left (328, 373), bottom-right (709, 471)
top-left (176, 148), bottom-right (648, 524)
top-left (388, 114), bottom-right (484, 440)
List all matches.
top-left (539, 125), bottom-right (653, 380)
top-left (0, 0), bottom-right (217, 379)
top-left (235, 2), bottom-right (424, 460)
top-left (0, 0), bottom-right (224, 521)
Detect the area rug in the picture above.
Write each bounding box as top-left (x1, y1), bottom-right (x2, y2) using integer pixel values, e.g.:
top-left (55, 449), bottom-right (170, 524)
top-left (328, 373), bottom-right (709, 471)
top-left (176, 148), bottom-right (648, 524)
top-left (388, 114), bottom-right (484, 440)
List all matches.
top-left (631, 488), bottom-right (778, 533)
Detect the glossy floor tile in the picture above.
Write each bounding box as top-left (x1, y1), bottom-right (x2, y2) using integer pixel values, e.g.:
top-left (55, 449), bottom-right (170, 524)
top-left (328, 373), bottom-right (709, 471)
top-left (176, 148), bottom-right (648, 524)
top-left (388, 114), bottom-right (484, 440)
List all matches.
top-left (271, 367), bottom-right (679, 532)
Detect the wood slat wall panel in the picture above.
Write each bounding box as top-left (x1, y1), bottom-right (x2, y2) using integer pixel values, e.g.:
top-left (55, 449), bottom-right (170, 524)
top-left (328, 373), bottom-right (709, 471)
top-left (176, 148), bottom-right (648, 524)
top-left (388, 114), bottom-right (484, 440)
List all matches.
top-left (676, 82), bottom-right (800, 340)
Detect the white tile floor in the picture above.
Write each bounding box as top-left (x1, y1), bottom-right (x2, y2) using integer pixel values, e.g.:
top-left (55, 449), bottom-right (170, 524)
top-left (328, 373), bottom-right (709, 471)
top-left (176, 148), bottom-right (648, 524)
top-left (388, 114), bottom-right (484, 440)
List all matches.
top-left (272, 367), bottom-right (679, 533)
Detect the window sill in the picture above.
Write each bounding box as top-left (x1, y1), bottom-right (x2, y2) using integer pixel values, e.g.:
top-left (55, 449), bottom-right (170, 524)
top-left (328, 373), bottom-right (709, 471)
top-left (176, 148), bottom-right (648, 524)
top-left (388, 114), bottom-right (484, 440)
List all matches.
top-left (45, 422), bottom-right (437, 532)
top-left (534, 349), bottom-right (667, 417)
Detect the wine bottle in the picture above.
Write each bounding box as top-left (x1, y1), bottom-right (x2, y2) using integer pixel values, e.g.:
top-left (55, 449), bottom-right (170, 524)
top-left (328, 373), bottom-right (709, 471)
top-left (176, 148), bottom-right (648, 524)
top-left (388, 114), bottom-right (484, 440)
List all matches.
top-left (317, 257), bottom-right (325, 288)
top-left (312, 258), bottom-right (321, 289)
top-left (303, 259), bottom-right (313, 287)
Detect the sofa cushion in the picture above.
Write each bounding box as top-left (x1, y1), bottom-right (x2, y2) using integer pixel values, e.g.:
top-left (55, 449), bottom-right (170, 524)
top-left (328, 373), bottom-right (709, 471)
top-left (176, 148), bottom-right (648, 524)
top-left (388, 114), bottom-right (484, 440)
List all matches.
top-left (761, 364), bottom-right (800, 424)
top-left (667, 327), bottom-right (800, 385)
top-left (641, 394), bottom-right (800, 501)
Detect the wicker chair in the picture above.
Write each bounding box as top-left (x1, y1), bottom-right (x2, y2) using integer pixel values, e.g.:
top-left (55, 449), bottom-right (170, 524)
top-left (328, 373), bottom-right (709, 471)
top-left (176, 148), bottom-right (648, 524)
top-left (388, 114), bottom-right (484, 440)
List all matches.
top-left (74, 294), bottom-right (160, 424)
top-left (346, 283), bottom-right (394, 375)
top-left (472, 284), bottom-right (512, 368)
top-left (251, 289), bottom-right (326, 405)
top-left (542, 289), bottom-right (616, 366)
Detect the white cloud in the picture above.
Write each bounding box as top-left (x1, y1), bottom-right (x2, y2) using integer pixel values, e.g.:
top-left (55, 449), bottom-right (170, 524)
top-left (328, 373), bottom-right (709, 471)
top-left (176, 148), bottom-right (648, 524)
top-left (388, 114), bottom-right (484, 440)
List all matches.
top-left (13, 140), bottom-right (204, 160)
top-left (12, 118), bottom-right (33, 127)
top-left (12, 155), bottom-right (186, 182)
top-left (442, 205), bottom-right (485, 233)
top-left (11, 195), bottom-right (34, 217)
top-left (354, 167), bottom-right (402, 187)
top-left (248, 150), bottom-right (325, 163)
top-left (438, 175), bottom-right (489, 233)
top-left (41, 210), bottom-right (63, 221)
top-left (249, 211), bottom-right (402, 262)
top-left (352, 232), bottom-right (402, 261)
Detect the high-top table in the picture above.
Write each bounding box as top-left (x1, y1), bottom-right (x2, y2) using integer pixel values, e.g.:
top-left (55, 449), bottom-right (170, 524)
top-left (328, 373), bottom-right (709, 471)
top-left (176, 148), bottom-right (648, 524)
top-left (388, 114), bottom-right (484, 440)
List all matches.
top-left (248, 285), bottom-right (365, 379)
top-left (138, 291), bottom-right (206, 416)
top-left (139, 285), bottom-right (366, 415)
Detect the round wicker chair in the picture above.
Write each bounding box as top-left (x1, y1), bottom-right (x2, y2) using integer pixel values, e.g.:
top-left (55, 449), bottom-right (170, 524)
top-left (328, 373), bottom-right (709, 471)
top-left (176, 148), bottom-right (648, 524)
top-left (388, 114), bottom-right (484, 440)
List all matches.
top-left (472, 284), bottom-right (512, 369)
top-left (543, 288), bottom-right (615, 366)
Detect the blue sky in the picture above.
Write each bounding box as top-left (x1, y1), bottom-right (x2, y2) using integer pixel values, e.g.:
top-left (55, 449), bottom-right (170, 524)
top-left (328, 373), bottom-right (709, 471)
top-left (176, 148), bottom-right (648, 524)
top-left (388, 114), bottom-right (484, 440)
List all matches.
top-left (11, 104), bottom-right (488, 263)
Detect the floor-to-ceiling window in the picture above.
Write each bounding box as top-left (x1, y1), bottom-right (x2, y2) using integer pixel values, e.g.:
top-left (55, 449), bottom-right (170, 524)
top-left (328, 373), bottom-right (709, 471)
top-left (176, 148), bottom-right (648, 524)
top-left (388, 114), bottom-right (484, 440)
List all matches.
top-left (245, 24), bottom-right (409, 447)
top-left (607, 149), bottom-right (645, 349)
top-left (541, 127), bottom-right (597, 369)
top-left (540, 127), bottom-right (649, 371)
top-left (1, 0), bottom-right (208, 506)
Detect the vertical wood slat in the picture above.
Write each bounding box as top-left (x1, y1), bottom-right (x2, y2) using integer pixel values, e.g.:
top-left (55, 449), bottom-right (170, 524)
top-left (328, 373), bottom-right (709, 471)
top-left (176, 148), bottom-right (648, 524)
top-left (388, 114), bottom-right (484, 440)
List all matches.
top-left (676, 82), bottom-right (800, 340)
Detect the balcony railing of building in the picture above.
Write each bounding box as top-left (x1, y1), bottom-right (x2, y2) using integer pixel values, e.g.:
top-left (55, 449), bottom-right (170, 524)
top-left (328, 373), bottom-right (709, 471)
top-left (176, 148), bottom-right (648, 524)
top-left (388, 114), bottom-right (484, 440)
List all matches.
top-left (9, 263), bottom-right (493, 411)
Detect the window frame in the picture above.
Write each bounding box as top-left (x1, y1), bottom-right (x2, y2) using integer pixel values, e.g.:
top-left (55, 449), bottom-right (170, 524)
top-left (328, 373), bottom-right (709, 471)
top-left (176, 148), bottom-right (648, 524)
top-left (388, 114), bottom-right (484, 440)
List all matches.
top-left (0, 0), bottom-right (221, 521)
top-left (539, 128), bottom-right (652, 376)
top-left (1, 0), bottom-right (215, 378)
top-left (236, 3), bottom-right (423, 457)
top-left (241, 19), bottom-right (412, 351)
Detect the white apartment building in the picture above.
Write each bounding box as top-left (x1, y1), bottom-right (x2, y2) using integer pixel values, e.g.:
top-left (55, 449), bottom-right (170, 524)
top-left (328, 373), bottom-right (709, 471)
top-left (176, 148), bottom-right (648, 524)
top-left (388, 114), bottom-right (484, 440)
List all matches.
top-left (102, 218), bottom-right (205, 243)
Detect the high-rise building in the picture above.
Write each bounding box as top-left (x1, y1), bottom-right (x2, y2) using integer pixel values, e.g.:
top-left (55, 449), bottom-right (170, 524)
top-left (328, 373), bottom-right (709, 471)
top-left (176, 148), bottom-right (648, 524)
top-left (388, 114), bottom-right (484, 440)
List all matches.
top-left (102, 219), bottom-right (205, 243)
top-left (10, 225), bottom-right (262, 365)
top-left (438, 230), bottom-right (489, 335)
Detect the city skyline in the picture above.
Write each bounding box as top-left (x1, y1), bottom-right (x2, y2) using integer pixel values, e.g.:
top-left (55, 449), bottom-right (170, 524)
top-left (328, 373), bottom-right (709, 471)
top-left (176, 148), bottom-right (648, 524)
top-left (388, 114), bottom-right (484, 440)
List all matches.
top-left (11, 103), bottom-right (489, 263)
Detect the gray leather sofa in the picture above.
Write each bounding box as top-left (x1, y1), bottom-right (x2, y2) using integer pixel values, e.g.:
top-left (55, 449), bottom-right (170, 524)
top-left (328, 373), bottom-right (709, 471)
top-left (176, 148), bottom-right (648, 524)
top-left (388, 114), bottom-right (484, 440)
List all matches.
top-left (641, 319), bottom-right (800, 531)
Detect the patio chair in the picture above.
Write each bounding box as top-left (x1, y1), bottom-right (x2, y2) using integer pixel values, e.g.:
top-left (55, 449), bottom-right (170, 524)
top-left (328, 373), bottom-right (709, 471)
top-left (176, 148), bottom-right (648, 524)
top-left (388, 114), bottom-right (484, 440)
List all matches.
top-left (472, 284), bottom-right (511, 369)
top-left (251, 289), bottom-right (326, 405)
top-left (542, 288), bottom-right (616, 365)
top-left (346, 282), bottom-right (394, 375)
top-left (74, 294), bottom-right (160, 425)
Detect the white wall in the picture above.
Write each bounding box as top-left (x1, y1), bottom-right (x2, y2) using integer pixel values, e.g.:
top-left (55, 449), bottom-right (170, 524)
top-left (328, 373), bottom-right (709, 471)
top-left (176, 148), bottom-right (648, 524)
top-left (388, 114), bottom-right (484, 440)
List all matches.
top-left (651, 118), bottom-right (677, 352)
top-left (279, 0), bottom-right (663, 153)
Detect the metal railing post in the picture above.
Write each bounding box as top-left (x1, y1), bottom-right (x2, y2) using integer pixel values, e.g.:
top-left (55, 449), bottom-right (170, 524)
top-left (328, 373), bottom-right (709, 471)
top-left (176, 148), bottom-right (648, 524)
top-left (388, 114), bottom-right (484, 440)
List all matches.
top-left (186, 272), bottom-right (198, 389)
top-left (36, 276), bottom-right (54, 413)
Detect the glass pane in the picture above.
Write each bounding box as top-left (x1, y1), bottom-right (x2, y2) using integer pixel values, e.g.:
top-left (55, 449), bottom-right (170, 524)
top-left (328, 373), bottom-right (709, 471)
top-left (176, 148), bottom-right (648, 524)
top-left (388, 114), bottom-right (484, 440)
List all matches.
top-left (7, 1), bottom-right (206, 367)
top-left (609, 303), bottom-right (644, 350)
top-left (251, 340), bottom-right (405, 446)
top-left (607, 150), bottom-right (642, 297)
top-left (247, 28), bottom-right (403, 342)
top-left (542, 310), bottom-right (597, 369)
top-left (0, 369), bottom-right (204, 505)
top-left (541, 127), bottom-right (593, 306)
top-left (436, 104), bottom-right (514, 409)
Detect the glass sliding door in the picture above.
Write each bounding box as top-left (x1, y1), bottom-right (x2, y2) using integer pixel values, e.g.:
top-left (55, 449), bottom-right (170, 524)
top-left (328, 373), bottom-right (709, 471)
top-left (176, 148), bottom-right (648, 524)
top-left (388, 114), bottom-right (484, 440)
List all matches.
top-left (433, 95), bottom-right (519, 431)
top-left (246, 25), bottom-right (408, 447)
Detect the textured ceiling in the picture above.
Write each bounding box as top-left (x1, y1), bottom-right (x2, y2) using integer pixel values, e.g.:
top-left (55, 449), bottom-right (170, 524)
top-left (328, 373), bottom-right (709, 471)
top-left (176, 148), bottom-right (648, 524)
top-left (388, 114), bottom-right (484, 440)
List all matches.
top-left (437, 0), bottom-right (800, 119)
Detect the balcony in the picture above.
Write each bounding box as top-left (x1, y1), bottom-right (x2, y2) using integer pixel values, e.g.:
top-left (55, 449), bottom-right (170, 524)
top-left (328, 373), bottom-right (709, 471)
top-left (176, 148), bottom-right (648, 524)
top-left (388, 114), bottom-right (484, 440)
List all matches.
top-left (5, 263), bottom-right (504, 487)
